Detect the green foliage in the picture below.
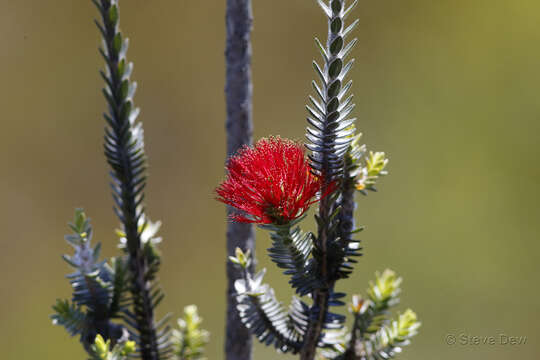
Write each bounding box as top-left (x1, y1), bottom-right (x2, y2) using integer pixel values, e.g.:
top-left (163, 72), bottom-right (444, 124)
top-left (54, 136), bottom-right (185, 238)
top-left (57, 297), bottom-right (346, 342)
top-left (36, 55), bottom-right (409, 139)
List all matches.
top-left (366, 310), bottom-right (420, 360)
top-left (93, 0), bottom-right (171, 357)
top-left (350, 270), bottom-right (402, 338)
top-left (52, 2), bottom-right (181, 360)
top-left (338, 270), bottom-right (420, 360)
top-left (109, 257), bottom-right (130, 316)
top-left (306, 0), bottom-right (360, 181)
top-left (368, 270), bottom-right (401, 306)
top-left (51, 299), bottom-right (87, 337)
top-left (232, 247), bottom-right (352, 354)
top-left (234, 268), bottom-right (309, 353)
top-left (344, 133), bottom-right (389, 194)
top-left (63, 210), bottom-right (113, 315)
top-left (172, 306), bottom-right (209, 360)
top-left (230, 222), bottom-right (352, 354)
top-left (349, 140), bottom-right (389, 194)
top-left (90, 334), bottom-right (136, 360)
top-left (262, 219), bottom-right (321, 296)
top-left (52, 210), bottom-right (130, 353)
top-left (322, 206), bottom-right (364, 283)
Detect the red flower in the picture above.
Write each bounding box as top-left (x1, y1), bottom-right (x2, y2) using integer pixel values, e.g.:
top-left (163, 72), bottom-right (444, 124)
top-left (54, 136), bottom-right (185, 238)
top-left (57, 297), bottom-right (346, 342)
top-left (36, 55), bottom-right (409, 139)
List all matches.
top-left (216, 137), bottom-right (328, 224)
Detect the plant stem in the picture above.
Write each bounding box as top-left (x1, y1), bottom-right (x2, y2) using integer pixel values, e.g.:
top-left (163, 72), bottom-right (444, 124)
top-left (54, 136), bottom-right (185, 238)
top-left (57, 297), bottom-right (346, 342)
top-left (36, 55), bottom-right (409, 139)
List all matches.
top-left (225, 1), bottom-right (255, 359)
top-left (301, 191), bottom-right (332, 360)
top-left (343, 313), bottom-right (360, 359)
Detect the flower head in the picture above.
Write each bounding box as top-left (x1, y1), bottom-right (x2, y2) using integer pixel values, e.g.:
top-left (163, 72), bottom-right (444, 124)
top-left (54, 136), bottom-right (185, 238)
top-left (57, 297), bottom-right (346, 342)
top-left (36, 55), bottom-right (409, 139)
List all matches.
top-left (216, 137), bottom-right (328, 224)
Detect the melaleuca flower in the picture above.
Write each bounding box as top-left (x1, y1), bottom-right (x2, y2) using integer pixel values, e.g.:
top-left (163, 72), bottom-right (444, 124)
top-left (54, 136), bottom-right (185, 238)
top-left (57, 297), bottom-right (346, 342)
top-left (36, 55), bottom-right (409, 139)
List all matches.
top-left (216, 137), bottom-right (330, 224)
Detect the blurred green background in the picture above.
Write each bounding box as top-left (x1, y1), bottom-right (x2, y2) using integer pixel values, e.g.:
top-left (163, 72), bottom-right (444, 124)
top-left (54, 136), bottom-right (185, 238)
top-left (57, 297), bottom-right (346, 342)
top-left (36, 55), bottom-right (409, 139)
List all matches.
top-left (1, 0), bottom-right (539, 359)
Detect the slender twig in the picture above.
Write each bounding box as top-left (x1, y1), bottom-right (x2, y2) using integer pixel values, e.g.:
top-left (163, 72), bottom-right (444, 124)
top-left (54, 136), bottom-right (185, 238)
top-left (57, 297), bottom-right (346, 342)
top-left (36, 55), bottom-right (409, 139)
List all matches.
top-left (224, 1), bottom-right (255, 359)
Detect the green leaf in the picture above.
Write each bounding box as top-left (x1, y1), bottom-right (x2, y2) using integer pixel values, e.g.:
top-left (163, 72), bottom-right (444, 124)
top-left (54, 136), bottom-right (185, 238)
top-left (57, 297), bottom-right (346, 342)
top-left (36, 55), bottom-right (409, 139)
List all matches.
top-left (331, 0), bottom-right (342, 14)
top-left (51, 299), bottom-right (87, 336)
top-left (108, 5), bottom-right (119, 25)
top-left (113, 33), bottom-right (122, 54)
top-left (329, 36), bottom-right (343, 55)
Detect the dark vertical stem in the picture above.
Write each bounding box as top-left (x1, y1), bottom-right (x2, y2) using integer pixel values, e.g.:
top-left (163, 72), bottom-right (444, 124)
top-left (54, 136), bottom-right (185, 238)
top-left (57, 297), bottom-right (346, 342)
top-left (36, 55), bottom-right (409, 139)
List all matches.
top-left (225, 1), bottom-right (255, 359)
top-left (343, 313), bottom-right (360, 360)
top-left (301, 191), bottom-right (331, 360)
top-left (300, 290), bottom-right (329, 359)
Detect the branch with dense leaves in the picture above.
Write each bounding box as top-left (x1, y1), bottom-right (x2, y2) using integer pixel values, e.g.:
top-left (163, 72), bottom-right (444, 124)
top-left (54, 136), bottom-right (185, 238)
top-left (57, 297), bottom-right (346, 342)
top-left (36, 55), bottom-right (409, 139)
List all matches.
top-left (341, 270), bottom-right (420, 360)
top-left (302, 1), bottom-right (361, 357)
top-left (92, 1), bottom-right (171, 358)
top-left (229, 248), bottom-right (309, 354)
top-left (172, 306), bottom-right (209, 360)
top-left (51, 210), bottom-right (130, 354)
top-left (52, 2), bottom-right (211, 360)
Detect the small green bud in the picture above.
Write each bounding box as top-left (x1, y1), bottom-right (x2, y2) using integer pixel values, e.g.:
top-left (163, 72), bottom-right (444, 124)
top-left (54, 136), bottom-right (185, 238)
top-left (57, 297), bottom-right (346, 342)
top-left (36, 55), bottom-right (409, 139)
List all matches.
top-left (366, 151), bottom-right (388, 178)
top-left (92, 334), bottom-right (110, 359)
top-left (121, 340), bottom-right (136, 356)
top-left (397, 309), bottom-right (420, 337)
top-left (229, 247), bottom-right (251, 268)
top-left (355, 151), bottom-right (389, 191)
top-left (368, 269), bottom-right (402, 303)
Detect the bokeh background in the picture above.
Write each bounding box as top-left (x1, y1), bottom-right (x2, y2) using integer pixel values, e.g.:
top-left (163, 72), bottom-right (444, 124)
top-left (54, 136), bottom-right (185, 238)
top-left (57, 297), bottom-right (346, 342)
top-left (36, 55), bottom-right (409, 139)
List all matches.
top-left (1, 0), bottom-right (539, 359)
